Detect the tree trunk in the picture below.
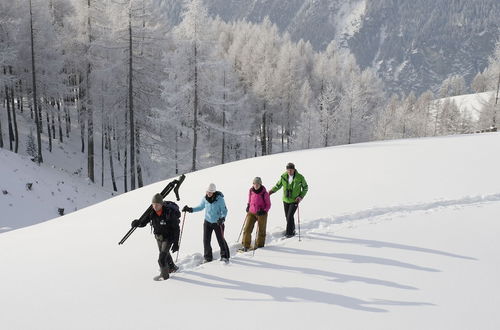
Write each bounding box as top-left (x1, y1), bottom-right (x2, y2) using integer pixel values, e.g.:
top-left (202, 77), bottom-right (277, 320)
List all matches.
top-left (101, 93), bottom-right (105, 187)
top-left (51, 101), bottom-right (56, 144)
top-left (11, 92), bottom-right (18, 153)
top-left (136, 127), bottom-right (143, 188)
top-left (4, 86), bottom-right (14, 151)
top-left (107, 124), bottom-right (117, 192)
top-left (221, 72), bottom-right (226, 164)
top-left (29, 0), bottom-right (42, 163)
top-left (9, 77), bottom-right (19, 153)
top-left (87, 0), bottom-right (94, 183)
top-left (192, 41), bottom-right (198, 172)
top-left (46, 106), bottom-right (52, 152)
top-left (57, 100), bottom-right (63, 142)
top-left (260, 103), bottom-right (267, 156)
top-left (0, 94), bottom-right (3, 148)
top-left (64, 103), bottom-right (70, 138)
top-left (267, 113), bottom-right (272, 154)
top-left (128, 8), bottom-right (136, 190)
top-left (494, 72), bottom-right (500, 127)
top-left (18, 80), bottom-right (24, 113)
top-left (348, 104), bottom-right (353, 144)
top-left (124, 108), bottom-right (128, 193)
top-left (175, 129), bottom-right (179, 174)
top-left (78, 73), bottom-right (85, 153)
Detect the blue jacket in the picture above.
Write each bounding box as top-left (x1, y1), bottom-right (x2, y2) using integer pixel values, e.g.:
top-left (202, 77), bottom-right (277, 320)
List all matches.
top-left (192, 192), bottom-right (228, 224)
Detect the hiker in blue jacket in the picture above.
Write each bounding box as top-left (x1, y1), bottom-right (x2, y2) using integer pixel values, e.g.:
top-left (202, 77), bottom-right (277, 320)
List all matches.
top-left (183, 183), bottom-right (230, 263)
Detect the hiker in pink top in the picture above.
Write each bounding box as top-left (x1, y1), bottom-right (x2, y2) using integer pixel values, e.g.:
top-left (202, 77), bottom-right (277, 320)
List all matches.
top-left (239, 177), bottom-right (271, 252)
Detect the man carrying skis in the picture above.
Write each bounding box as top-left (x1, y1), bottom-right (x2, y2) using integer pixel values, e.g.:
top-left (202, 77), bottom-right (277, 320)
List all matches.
top-left (131, 193), bottom-right (181, 280)
top-left (239, 177), bottom-right (271, 252)
top-left (269, 163), bottom-right (308, 238)
top-left (182, 183), bottom-right (230, 263)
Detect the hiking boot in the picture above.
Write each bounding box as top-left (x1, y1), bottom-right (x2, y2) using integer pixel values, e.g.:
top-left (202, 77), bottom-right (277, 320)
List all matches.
top-left (160, 267), bottom-right (170, 280)
top-left (220, 257), bottom-right (229, 264)
top-left (237, 247), bottom-right (249, 253)
top-left (169, 265), bottom-right (179, 273)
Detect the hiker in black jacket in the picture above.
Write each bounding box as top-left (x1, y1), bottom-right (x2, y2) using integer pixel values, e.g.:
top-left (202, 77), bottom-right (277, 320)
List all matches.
top-left (131, 193), bottom-right (181, 280)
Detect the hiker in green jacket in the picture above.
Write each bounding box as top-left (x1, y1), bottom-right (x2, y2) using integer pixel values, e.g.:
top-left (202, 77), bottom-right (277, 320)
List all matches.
top-left (269, 162), bottom-right (308, 238)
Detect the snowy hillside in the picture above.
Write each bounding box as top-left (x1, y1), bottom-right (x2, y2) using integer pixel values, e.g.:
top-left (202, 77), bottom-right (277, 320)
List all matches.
top-left (1, 133), bottom-right (500, 329)
top-left (438, 91), bottom-right (495, 122)
top-left (0, 149), bottom-right (114, 233)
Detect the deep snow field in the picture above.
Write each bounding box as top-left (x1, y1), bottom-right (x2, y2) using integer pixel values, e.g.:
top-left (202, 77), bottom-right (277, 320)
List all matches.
top-left (1, 132), bottom-right (500, 330)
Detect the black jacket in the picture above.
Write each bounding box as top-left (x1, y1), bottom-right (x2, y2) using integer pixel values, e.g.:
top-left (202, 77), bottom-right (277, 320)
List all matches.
top-left (138, 201), bottom-right (181, 242)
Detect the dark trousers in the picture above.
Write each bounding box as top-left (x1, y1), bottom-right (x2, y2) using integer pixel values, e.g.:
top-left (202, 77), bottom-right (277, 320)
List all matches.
top-left (283, 202), bottom-right (298, 236)
top-left (155, 235), bottom-right (176, 271)
top-left (203, 220), bottom-right (230, 261)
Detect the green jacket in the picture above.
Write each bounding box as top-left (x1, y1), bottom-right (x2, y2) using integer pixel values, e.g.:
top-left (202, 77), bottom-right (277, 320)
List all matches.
top-left (270, 170), bottom-right (308, 203)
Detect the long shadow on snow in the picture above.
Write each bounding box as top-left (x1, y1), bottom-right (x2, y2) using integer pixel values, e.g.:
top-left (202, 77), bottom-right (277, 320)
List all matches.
top-left (266, 246), bottom-right (440, 272)
top-left (307, 233), bottom-right (477, 261)
top-left (229, 258), bottom-right (417, 290)
top-left (174, 271), bottom-right (433, 312)
top-left (294, 193), bottom-right (500, 243)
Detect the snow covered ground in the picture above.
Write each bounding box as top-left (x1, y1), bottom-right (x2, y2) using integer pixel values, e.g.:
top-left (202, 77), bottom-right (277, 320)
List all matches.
top-left (437, 91), bottom-right (495, 122)
top-left (1, 132), bottom-right (500, 329)
top-left (0, 149), bottom-right (114, 232)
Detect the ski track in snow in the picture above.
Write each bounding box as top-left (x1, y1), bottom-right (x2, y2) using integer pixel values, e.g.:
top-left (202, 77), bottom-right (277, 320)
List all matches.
top-left (173, 192), bottom-right (500, 274)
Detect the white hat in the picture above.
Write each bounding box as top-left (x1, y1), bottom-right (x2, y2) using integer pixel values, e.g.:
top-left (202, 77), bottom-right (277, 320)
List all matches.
top-left (207, 183), bottom-right (217, 193)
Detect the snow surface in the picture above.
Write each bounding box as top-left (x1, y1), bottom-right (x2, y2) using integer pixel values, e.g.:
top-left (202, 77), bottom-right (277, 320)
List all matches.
top-left (1, 132), bottom-right (500, 329)
top-left (0, 149), bottom-right (114, 233)
top-left (438, 91), bottom-right (495, 122)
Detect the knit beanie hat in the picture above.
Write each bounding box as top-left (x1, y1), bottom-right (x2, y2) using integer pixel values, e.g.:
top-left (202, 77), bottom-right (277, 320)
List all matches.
top-left (286, 162), bottom-right (295, 169)
top-left (207, 183), bottom-right (217, 193)
top-left (253, 177), bottom-right (262, 185)
top-left (152, 193), bottom-right (163, 204)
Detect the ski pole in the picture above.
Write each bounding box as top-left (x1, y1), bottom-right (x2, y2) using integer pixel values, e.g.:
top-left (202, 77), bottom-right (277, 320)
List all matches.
top-left (297, 204), bottom-right (301, 242)
top-left (237, 217), bottom-right (247, 243)
top-left (253, 219), bottom-right (259, 256)
top-left (176, 211), bottom-right (187, 262)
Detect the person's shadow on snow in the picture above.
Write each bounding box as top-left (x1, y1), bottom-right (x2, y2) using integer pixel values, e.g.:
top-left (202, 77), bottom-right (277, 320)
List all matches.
top-left (229, 257), bottom-right (417, 290)
top-left (174, 271), bottom-right (433, 312)
top-left (308, 233), bottom-right (476, 260)
top-left (267, 245), bottom-right (440, 272)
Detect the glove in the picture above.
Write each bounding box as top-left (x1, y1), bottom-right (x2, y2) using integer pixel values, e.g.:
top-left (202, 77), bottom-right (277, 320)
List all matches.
top-left (295, 196), bottom-right (302, 203)
top-left (182, 205), bottom-right (193, 213)
top-left (217, 217), bottom-right (225, 225)
top-left (257, 210), bottom-right (266, 216)
top-left (269, 190), bottom-right (275, 195)
top-left (131, 219), bottom-right (140, 227)
top-left (246, 203), bottom-right (249, 212)
top-left (171, 242), bottom-right (179, 253)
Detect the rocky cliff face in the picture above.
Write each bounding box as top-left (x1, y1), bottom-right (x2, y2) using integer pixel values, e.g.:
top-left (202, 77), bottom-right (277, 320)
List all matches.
top-left (348, 0), bottom-right (499, 94)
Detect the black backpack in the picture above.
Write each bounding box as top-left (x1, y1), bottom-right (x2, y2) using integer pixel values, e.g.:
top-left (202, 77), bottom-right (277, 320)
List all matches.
top-left (163, 201), bottom-right (181, 223)
top-left (150, 201), bottom-right (181, 237)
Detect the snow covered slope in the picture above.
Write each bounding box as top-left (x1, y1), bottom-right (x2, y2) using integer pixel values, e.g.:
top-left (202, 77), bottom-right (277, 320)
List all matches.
top-left (438, 91), bottom-right (495, 122)
top-left (0, 149), bottom-right (114, 232)
top-left (1, 133), bottom-right (500, 329)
